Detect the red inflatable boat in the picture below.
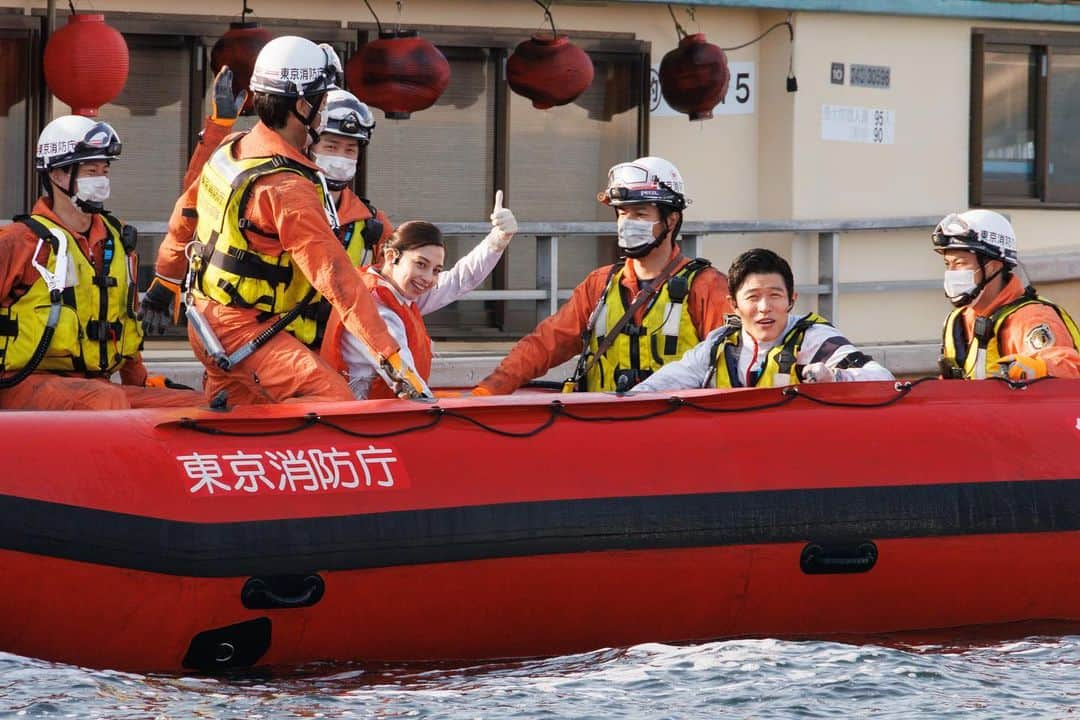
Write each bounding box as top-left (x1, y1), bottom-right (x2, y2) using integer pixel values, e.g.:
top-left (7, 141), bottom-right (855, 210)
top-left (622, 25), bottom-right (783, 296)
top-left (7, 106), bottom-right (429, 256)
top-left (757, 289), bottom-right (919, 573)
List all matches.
top-left (1, 377), bottom-right (1078, 672)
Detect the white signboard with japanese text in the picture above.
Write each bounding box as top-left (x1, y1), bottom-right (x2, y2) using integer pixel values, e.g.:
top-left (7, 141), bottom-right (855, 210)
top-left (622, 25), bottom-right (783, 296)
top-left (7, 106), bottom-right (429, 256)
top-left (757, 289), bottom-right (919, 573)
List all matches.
top-left (821, 104), bottom-right (895, 145)
top-left (178, 443), bottom-right (409, 496)
top-left (650, 62), bottom-right (755, 117)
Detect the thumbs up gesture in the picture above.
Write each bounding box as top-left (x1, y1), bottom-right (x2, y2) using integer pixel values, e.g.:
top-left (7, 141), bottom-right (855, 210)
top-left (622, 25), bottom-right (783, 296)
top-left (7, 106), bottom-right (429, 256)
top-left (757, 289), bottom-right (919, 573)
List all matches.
top-left (489, 190), bottom-right (518, 250)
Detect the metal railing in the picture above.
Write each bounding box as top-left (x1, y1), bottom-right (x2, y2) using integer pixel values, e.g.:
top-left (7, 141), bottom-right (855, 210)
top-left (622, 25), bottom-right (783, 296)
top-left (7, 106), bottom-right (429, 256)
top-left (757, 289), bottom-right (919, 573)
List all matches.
top-left (9, 215), bottom-right (1080, 327)
top-left (434, 216), bottom-right (946, 325)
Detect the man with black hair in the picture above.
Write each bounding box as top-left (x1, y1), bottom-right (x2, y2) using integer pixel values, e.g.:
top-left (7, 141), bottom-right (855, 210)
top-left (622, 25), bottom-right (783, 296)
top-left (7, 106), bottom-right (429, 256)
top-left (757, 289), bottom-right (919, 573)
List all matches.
top-left (473, 156), bottom-right (731, 395)
top-left (153, 36), bottom-right (424, 404)
top-left (632, 248), bottom-right (892, 392)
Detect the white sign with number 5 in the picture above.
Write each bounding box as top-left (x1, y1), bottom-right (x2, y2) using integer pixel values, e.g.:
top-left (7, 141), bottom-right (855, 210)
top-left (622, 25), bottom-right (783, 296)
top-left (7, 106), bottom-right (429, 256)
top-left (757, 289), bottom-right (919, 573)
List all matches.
top-left (650, 62), bottom-right (755, 117)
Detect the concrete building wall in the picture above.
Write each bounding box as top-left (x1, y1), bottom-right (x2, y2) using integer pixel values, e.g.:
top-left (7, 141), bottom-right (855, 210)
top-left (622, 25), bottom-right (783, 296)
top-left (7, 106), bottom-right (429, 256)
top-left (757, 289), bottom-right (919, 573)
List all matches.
top-left (3, 0), bottom-right (1079, 353)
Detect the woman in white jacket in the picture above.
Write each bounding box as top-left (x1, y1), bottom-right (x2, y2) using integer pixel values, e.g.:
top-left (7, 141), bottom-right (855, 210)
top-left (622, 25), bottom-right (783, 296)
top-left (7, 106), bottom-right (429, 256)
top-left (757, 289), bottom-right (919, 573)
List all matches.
top-left (322, 192), bottom-right (517, 399)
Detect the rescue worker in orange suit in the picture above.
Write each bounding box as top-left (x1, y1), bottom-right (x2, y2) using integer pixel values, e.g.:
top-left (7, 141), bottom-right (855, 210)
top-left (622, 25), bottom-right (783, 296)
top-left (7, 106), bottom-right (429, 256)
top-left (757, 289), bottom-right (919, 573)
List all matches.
top-left (933, 209), bottom-right (1080, 381)
top-left (142, 68), bottom-right (392, 352)
top-left (151, 36), bottom-right (423, 404)
top-left (0, 116), bottom-right (201, 410)
top-left (473, 156), bottom-right (732, 395)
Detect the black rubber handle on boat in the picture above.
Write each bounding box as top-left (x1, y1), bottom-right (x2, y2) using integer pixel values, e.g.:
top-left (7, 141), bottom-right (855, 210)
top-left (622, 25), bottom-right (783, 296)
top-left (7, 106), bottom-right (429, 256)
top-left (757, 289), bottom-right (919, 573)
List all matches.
top-left (241, 574), bottom-right (325, 609)
top-left (800, 541), bottom-right (878, 574)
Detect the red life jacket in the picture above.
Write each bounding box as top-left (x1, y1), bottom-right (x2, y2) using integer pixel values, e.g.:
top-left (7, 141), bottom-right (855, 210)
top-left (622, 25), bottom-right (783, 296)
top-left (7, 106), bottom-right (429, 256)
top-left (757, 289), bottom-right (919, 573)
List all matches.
top-left (321, 268), bottom-right (433, 399)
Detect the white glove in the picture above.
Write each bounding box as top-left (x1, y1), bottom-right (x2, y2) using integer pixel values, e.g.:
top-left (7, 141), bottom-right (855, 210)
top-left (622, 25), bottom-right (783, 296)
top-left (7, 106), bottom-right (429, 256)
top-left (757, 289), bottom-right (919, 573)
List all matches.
top-left (488, 189), bottom-right (517, 251)
top-left (800, 362), bottom-right (837, 384)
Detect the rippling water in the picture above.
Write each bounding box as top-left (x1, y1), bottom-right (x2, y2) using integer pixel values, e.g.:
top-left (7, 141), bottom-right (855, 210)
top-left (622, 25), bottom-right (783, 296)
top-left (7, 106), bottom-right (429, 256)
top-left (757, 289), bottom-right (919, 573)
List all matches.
top-left (2, 632), bottom-right (1078, 719)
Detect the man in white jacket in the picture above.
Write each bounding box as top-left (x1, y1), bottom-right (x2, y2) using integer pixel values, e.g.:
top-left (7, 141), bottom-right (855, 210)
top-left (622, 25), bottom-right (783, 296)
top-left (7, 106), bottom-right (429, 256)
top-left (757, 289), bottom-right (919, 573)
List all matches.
top-left (632, 248), bottom-right (893, 392)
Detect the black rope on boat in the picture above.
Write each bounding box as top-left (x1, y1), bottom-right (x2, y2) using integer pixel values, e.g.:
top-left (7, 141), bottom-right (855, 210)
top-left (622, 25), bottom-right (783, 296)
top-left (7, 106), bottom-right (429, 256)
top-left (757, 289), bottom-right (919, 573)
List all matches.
top-left (315, 407), bottom-right (446, 438)
top-left (435, 401), bottom-right (564, 438)
top-left (172, 375), bottom-right (1054, 439)
top-left (178, 413), bottom-right (321, 436)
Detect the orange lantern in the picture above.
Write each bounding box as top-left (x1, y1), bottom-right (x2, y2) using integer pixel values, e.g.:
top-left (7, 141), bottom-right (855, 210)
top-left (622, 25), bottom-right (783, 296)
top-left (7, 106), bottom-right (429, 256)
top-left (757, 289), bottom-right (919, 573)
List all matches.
top-left (507, 34), bottom-right (594, 110)
top-left (44, 13), bottom-right (129, 117)
top-left (211, 22), bottom-right (272, 115)
top-left (658, 33), bottom-right (729, 121)
top-left (345, 30), bottom-right (450, 120)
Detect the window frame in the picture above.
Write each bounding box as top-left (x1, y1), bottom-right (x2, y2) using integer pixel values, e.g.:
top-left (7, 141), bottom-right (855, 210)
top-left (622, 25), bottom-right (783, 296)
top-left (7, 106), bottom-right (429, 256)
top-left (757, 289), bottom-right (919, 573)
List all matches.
top-left (344, 23), bottom-right (649, 330)
top-left (971, 27), bottom-right (1080, 209)
top-left (0, 10), bottom-right (44, 215)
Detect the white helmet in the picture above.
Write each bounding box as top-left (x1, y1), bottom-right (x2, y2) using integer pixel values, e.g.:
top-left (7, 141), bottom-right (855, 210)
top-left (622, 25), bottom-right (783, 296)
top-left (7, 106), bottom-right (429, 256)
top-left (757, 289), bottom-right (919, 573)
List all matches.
top-left (599, 156), bottom-right (689, 210)
top-left (323, 89), bottom-right (375, 144)
top-left (250, 36), bottom-right (341, 98)
top-left (35, 115), bottom-right (121, 172)
top-left (932, 209), bottom-right (1018, 267)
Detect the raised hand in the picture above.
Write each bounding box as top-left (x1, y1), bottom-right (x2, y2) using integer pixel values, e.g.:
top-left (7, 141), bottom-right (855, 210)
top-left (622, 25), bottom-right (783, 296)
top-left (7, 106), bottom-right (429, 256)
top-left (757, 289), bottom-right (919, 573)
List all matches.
top-left (489, 189), bottom-right (518, 250)
top-left (210, 65), bottom-right (247, 126)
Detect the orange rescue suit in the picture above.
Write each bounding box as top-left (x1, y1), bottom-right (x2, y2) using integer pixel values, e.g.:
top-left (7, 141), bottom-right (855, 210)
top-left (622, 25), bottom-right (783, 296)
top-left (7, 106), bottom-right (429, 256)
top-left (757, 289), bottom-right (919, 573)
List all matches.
top-left (322, 269), bottom-right (433, 399)
top-left (477, 248), bottom-right (732, 395)
top-left (157, 121), bottom-right (400, 404)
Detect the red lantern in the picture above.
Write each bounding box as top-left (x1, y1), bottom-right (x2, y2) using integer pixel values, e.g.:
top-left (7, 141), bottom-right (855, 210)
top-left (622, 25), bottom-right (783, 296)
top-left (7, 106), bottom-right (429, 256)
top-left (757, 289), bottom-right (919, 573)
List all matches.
top-left (507, 33), bottom-right (594, 110)
top-left (658, 33), bottom-right (730, 121)
top-left (44, 14), bottom-right (129, 117)
top-left (345, 30), bottom-right (450, 120)
top-left (211, 22), bottom-right (272, 115)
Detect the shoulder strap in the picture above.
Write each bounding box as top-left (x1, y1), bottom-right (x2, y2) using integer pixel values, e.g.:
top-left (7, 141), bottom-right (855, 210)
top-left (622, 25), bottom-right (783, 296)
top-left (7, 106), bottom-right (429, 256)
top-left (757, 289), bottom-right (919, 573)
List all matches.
top-left (581, 256), bottom-right (682, 378)
top-left (563, 262), bottom-right (622, 391)
top-left (356, 199), bottom-right (384, 250)
top-left (775, 314), bottom-right (822, 376)
top-left (705, 319), bottom-right (740, 387)
top-left (15, 215), bottom-right (60, 249)
top-left (100, 211), bottom-right (137, 254)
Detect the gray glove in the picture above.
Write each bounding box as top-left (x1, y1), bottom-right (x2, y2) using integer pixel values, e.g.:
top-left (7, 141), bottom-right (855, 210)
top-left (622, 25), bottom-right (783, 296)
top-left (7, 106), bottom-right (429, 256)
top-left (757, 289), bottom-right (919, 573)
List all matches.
top-left (210, 65), bottom-right (247, 124)
top-left (138, 276), bottom-right (181, 335)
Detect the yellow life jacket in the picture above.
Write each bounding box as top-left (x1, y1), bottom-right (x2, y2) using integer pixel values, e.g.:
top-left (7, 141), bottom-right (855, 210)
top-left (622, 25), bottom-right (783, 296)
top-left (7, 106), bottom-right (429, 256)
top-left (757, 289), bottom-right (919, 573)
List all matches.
top-left (302, 207), bottom-right (384, 350)
top-left (0, 213), bottom-right (142, 376)
top-left (582, 259), bottom-right (709, 392)
top-left (193, 139), bottom-right (333, 346)
top-left (710, 312), bottom-right (830, 388)
top-left (940, 289), bottom-right (1080, 379)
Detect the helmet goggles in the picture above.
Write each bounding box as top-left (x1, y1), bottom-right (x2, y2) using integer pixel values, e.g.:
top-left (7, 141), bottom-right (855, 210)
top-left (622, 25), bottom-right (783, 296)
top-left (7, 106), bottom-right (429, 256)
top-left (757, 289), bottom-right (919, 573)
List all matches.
top-left (931, 213), bottom-right (977, 248)
top-left (932, 211), bottom-right (1017, 267)
top-left (601, 161), bottom-right (686, 209)
top-left (37, 121), bottom-right (122, 171)
top-left (325, 100), bottom-right (375, 144)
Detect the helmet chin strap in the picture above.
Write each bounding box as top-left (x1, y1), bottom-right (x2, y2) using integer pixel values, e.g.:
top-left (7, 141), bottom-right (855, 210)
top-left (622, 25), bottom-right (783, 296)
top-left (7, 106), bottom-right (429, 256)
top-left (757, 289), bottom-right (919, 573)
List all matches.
top-left (950, 255), bottom-right (1005, 308)
top-left (293, 97), bottom-right (323, 146)
top-left (54, 163), bottom-right (105, 215)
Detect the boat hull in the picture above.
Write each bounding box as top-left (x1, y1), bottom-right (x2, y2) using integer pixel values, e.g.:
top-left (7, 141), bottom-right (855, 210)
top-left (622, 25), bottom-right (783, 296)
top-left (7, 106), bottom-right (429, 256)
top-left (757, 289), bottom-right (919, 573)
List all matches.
top-left (1, 378), bottom-right (1078, 671)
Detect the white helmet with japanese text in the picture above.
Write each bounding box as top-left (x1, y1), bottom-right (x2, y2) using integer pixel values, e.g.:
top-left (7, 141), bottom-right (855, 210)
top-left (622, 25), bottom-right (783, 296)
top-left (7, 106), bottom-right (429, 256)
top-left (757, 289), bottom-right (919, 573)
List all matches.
top-left (249, 36), bottom-right (341, 98)
top-left (35, 115), bottom-right (121, 171)
top-left (932, 209), bottom-right (1018, 267)
top-left (35, 115), bottom-right (121, 214)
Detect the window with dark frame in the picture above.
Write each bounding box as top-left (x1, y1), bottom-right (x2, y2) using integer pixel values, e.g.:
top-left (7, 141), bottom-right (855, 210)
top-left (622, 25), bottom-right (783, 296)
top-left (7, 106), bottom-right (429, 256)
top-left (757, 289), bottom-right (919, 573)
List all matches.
top-left (10, 11), bottom-right (645, 342)
top-left (0, 14), bottom-right (42, 219)
top-left (971, 29), bottom-right (1080, 207)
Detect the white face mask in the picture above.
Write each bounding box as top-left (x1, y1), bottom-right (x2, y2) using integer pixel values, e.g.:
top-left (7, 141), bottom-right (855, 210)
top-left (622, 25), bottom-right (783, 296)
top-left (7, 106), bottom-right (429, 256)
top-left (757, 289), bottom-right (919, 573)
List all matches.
top-left (311, 152), bottom-right (357, 183)
top-left (75, 176), bottom-right (110, 204)
top-left (944, 269), bottom-right (977, 302)
top-left (617, 217), bottom-right (659, 256)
